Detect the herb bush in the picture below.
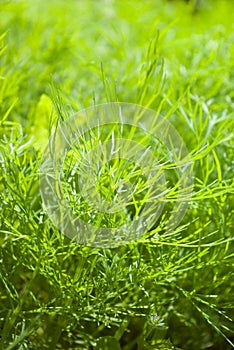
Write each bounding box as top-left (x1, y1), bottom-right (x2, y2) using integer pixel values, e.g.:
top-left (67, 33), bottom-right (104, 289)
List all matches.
top-left (0, 0), bottom-right (233, 349)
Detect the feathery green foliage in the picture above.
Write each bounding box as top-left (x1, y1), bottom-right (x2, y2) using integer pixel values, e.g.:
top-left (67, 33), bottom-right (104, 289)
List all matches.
top-left (0, 0), bottom-right (233, 349)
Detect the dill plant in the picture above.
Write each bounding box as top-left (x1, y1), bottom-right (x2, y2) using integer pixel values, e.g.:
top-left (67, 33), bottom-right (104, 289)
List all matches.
top-left (0, 0), bottom-right (234, 349)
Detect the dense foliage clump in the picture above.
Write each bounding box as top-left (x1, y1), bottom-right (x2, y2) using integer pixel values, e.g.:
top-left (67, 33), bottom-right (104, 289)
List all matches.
top-left (0, 1), bottom-right (233, 349)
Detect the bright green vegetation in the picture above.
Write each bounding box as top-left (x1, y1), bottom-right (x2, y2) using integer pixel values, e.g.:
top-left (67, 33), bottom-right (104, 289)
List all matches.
top-left (0, 0), bottom-right (234, 349)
